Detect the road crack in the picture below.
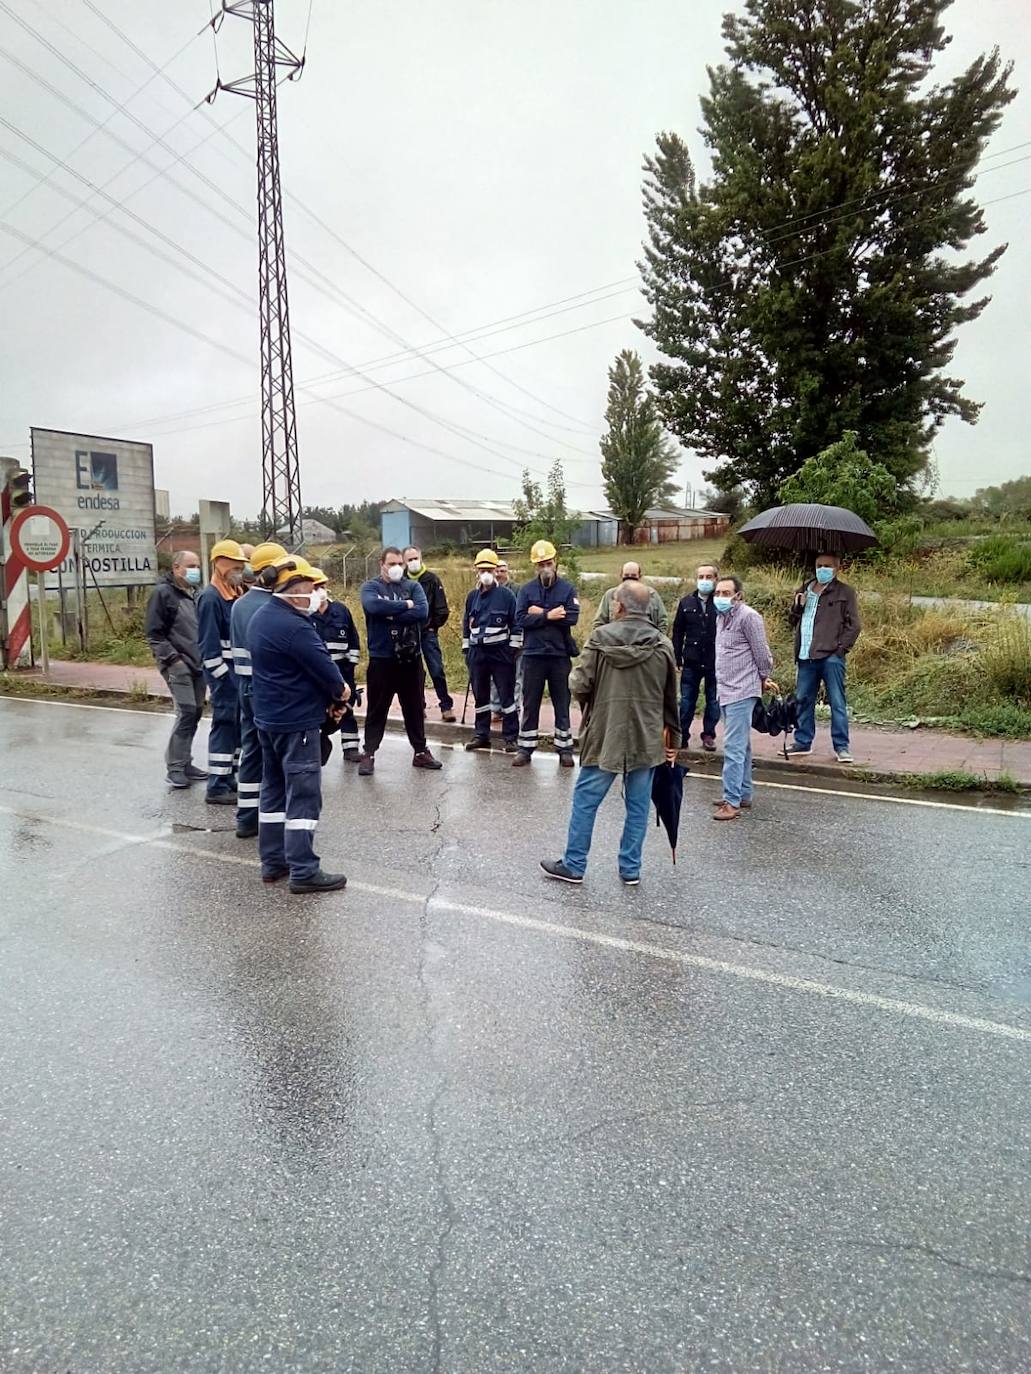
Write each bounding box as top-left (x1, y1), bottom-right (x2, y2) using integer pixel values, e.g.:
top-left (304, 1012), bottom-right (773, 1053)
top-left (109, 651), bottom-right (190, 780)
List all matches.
top-left (854, 1239), bottom-right (1031, 1287)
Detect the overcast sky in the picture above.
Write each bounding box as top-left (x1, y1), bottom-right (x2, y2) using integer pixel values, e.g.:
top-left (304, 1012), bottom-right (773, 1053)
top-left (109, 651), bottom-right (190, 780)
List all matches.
top-left (1, 0), bottom-right (1028, 518)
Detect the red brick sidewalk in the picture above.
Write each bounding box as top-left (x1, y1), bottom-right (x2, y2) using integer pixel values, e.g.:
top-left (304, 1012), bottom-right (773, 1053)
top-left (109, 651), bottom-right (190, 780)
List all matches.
top-left (17, 659), bottom-right (1031, 786)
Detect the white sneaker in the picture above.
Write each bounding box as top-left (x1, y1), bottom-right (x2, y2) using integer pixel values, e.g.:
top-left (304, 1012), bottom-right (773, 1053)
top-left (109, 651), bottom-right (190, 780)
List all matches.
top-left (835, 750), bottom-right (855, 764)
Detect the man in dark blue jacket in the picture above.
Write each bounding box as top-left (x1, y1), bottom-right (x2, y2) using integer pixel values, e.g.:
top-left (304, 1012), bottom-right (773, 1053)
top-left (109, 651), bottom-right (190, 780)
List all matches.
top-left (462, 548), bottom-right (521, 751)
top-left (311, 568), bottom-right (361, 761)
top-left (514, 539), bottom-right (580, 768)
top-left (357, 547), bottom-right (441, 776)
top-left (229, 541), bottom-right (286, 837)
top-left (671, 561), bottom-right (720, 751)
top-left (250, 557), bottom-right (349, 894)
top-left (197, 539), bottom-right (247, 803)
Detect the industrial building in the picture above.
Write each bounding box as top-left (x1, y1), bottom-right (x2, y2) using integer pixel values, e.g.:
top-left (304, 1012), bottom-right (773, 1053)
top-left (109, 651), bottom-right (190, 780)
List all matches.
top-left (379, 498), bottom-right (728, 552)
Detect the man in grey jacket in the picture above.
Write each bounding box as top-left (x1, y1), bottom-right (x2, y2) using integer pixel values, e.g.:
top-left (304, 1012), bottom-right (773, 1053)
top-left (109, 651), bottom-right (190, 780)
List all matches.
top-left (541, 580), bottom-right (681, 886)
top-left (145, 550), bottom-right (207, 789)
top-left (593, 561), bottom-right (670, 635)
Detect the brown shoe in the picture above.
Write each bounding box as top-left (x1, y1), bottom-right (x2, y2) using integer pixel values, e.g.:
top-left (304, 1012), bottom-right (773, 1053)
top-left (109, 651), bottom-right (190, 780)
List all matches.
top-left (413, 749), bottom-right (443, 770)
top-left (713, 802), bottom-right (741, 821)
top-left (512, 751), bottom-right (532, 767)
top-left (357, 754), bottom-right (375, 776)
top-left (558, 753), bottom-right (575, 768)
top-left (441, 710), bottom-right (456, 723)
top-left (713, 797), bottom-right (751, 809)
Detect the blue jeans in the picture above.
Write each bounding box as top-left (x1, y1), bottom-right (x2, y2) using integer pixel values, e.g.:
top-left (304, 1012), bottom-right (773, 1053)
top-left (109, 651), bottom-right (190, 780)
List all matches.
top-left (720, 698), bottom-right (755, 808)
top-left (795, 655), bottom-right (849, 752)
top-left (562, 764), bottom-right (655, 879)
top-left (421, 629), bottom-right (453, 711)
top-left (679, 664), bottom-right (719, 742)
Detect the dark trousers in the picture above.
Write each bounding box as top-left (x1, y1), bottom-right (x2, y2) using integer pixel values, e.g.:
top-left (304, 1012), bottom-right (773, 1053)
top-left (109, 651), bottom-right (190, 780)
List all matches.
top-left (163, 663), bottom-right (205, 779)
top-left (470, 650), bottom-right (518, 742)
top-left (257, 727), bottom-right (323, 882)
top-left (421, 629), bottom-right (453, 711)
top-left (206, 674), bottom-right (240, 798)
top-left (519, 654), bottom-right (573, 755)
top-left (236, 687), bottom-right (262, 826)
top-left (363, 656), bottom-right (427, 755)
top-left (679, 663), bottom-right (720, 742)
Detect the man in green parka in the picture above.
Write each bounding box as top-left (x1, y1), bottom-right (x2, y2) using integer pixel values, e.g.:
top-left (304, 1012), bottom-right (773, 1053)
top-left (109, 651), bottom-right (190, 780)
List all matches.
top-left (541, 579), bottom-right (681, 887)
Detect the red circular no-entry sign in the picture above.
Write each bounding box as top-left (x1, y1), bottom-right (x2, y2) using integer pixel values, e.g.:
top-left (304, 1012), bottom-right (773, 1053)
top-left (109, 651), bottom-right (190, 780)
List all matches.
top-left (9, 505), bottom-right (72, 573)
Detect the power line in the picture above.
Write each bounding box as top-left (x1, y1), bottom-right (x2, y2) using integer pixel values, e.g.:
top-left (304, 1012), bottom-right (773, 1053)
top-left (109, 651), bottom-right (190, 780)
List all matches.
top-left (0, 35), bottom-right (594, 482)
top-left (74, 0), bottom-right (604, 445)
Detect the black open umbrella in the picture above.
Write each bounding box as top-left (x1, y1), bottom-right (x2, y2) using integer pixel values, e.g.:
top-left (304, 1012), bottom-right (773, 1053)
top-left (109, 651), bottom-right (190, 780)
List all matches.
top-left (738, 502), bottom-right (878, 555)
top-left (651, 759), bottom-right (686, 865)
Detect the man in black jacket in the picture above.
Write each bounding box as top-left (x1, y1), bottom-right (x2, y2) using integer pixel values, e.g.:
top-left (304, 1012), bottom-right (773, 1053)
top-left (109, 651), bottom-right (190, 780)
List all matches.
top-left (404, 545), bottom-right (455, 721)
top-left (145, 549), bottom-right (207, 788)
top-left (671, 561), bottom-right (720, 751)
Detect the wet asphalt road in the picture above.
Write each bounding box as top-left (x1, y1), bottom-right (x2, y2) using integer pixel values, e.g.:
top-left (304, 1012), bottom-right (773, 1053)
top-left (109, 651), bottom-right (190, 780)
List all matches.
top-left (1, 697), bottom-right (1030, 1374)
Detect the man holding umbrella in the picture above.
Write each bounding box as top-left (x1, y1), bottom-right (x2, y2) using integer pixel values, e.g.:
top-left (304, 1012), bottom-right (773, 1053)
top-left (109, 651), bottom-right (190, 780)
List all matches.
top-left (540, 580), bottom-right (680, 886)
top-left (787, 552), bottom-right (861, 763)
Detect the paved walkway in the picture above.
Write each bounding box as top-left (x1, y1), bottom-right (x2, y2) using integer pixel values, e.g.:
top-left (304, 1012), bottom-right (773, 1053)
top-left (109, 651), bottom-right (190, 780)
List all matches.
top-left (15, 659), bottom-right (1031, 786)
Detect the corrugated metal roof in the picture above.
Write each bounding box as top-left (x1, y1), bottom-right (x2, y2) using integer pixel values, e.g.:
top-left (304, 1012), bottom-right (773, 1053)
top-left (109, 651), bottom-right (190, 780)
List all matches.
top-left (386, 499), bottom-right (519, 522)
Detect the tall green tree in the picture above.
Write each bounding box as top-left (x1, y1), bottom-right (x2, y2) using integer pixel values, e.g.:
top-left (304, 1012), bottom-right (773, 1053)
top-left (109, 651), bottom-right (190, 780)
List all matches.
top-left (600, 349), bottom-right (681, 541)
top-left (512, 461), bottom-right (580, 551)
top-left (638, 1), bottom-right (1015, 505)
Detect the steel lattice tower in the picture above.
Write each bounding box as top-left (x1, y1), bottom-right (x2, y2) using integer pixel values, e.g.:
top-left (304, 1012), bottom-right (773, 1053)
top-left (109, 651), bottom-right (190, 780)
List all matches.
top-left (212, 2), bottom-right (304, 547)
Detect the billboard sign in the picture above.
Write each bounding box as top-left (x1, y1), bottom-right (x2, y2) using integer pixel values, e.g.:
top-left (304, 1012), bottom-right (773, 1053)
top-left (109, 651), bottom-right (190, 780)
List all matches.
top-left (30, 428), bottom-right (158, 587)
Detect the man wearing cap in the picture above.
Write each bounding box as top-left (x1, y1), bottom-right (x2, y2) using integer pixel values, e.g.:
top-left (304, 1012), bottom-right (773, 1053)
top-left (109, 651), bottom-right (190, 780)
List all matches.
top-left (197, 539), bottom-right (246, 805)
top-left (311, 568), bottom-right (362, 761)
top-left (490, 559), bottom-right (522, 721)
top-left (594, 562), bottom-right (670, 634)
top-left (229, 541), bottom-right (286, 837)
top-left (462, 549), bottom-right (521, 752)
top-left (249, 558), bottom-right (349, 894)
top-left (514, 540), bottom-right (580, 768)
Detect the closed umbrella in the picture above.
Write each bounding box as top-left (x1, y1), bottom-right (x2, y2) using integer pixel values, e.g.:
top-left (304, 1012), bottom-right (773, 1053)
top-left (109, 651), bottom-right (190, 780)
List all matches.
top-left (651, 729), bottom-right (686, 864)
top-left (738, 502), bottom-right (877, 555)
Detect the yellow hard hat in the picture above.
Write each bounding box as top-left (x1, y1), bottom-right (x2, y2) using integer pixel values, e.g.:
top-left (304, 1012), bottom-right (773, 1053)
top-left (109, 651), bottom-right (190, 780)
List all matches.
top-left (210, 538), bottom-right (246, 563)
top-left (530, 539), bottom-right (557, 564)
top-left (250, 541), bottom-right (287, 572)
top-left (474, 548), bottom-right (499, 568)
top-left (309, 567), bottom-right (328, 586)
top-left (272, 555), bottom-right (316, 589)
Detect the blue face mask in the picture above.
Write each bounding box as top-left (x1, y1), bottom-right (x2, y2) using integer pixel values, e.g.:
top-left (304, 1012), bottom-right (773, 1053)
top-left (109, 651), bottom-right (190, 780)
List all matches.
top-left (696, 579), bottom-right (715, 595)
top-left (713, 595), bottom-right (734, 614)
top-left (815, 565), bottom-right (835, 585)
top-left (184, 567), bottom-right (201, 586)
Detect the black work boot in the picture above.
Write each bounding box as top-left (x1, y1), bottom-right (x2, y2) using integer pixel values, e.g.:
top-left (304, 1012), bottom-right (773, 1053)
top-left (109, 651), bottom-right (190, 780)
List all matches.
top-left (357, 754), bottom-right (375, 776)
top-left (465, 736), bottom-right (491, 751)
top-left (413, 749), bottom-right (443, 770)
top-left (289, 870), bottom-right (348, 895)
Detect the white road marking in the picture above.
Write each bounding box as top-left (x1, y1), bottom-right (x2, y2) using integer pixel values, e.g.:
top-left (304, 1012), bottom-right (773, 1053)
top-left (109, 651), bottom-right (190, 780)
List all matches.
top-left (2, 694), bottom-right (1026, 817)
top-left (2, 803), bottom-right (1029, 1044)
top-left (684, 770), bottom-right (1030, 819)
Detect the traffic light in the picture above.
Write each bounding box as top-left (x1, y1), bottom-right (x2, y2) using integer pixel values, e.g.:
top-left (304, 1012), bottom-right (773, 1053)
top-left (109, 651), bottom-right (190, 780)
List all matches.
top-left (9, 468), bottom-right (32, 510)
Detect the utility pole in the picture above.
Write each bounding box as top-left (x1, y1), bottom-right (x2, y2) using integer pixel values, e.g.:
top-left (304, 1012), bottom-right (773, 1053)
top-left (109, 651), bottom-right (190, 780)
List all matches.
top-left (208, 2), bottom-right (305, 548)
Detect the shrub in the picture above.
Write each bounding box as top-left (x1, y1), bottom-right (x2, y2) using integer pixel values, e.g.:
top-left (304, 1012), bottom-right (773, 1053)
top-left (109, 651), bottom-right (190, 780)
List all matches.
top-left (967, 535), bottom-right (1031, 584)
top-left (976, 618), bottom-right (1031, 703)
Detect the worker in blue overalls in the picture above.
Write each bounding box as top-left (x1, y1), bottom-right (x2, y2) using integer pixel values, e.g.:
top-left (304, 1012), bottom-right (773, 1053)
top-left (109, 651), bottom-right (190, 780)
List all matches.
top-left (249, 557), bottom-right (349, 894)
top-left (229, 541), bottom-right (286, 837)
top-left (462, 548), bottom-right (521, 751)
top-left (311, 568), bottom-right (362, 762)
top-left (196, 539), bottom-right (246, 804)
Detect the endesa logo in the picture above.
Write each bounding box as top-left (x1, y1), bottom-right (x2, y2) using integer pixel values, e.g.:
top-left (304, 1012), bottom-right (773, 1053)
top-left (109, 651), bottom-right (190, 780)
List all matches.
top-left (75, 449), bottom-right (121, 510)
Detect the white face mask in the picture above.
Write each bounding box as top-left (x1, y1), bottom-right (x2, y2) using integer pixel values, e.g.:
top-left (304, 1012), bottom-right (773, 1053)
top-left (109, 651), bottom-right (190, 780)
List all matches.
top-left (275, 590), bottom-right (318, 615)
top-left (406, 558), bottom-right (421, 574)
top-left (478, 571), bottom-right (495, 587)
top-left (386, 564), bottom-right (405, 583)
top-left (316, 588), bottom-right (329, 606)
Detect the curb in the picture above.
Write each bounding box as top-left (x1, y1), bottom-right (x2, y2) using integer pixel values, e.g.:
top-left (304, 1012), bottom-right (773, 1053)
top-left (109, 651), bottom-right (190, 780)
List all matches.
top-left (3, 676), bottom-right (1028, 793)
